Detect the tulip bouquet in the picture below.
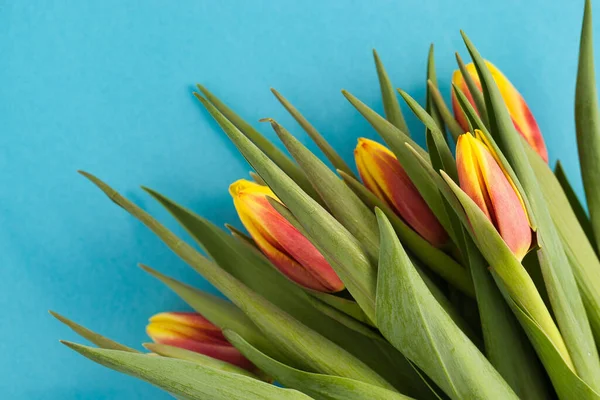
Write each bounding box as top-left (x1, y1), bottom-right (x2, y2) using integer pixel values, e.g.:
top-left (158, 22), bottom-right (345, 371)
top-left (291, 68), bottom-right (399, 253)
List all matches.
top-left (53, 1), bottom-right (600, 399)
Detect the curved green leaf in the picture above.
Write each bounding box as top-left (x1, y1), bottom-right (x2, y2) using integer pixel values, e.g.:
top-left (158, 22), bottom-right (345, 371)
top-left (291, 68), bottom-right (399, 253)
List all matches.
top-left (226, 330), bottom-right (415, 400)
top-left (375, 209), bottom-right (518, 400)
top-left (50, 311), bottom-right (139, 353)
top-left (554, 161), bottom-right (595, 250)
top-left (144, 343), bottom-right (260, 380)
top-left (63, 342), bottom-right (313, 400)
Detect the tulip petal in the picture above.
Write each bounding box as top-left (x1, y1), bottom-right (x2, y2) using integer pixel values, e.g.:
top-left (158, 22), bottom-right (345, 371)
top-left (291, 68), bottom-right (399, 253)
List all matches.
top-left (230, 179), bottom-right (344, 292)
top-left (457, 134), bottom-right (531, 260)
top-left (355, 138), bottom-right (448, 247)
top-left (452, 62), bottom-right (548, 162)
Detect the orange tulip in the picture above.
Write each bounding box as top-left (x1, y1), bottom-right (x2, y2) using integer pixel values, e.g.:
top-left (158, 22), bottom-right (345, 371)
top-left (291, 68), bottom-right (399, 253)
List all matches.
top-left (451, 60), bottom-right (548, 163)
top-left (229, 179), bottom-right (344, 293)
top-left (456, 132), bottom-right (532, 260)
top-left (354, 138), bottom-right (448, 247)
top-left (146, 311), bottom-right (255, 371)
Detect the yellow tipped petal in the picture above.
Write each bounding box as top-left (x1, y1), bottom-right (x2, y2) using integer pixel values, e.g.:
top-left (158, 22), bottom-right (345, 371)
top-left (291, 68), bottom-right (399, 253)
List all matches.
top-left (229, 179), bottom-right (344, 292)
top-left (456, 133), bottom-right (532, 260)
top-left (354, 138), bottom-right (448, 247)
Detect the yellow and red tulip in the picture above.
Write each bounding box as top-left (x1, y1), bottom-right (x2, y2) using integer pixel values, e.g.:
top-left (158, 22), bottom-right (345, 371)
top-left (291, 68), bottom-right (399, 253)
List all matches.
top-left (354, 138), bottom-right (449, 247)
top-left (146, 311), bottom-right (255, 371)
top-left (451, 60), bottom-right (549, 163)
top-left (456, 132), bottom-right (532, 260)
top-left (229, 179), bottom-right (344, 293)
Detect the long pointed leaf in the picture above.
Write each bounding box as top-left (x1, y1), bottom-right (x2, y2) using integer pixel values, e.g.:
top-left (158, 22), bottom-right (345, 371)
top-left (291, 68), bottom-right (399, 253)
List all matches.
top-left (525, 144), bottom-right (600, 348)
top-left (63, 342), bottom-right (313, 400)
top-left (375, 209), bottom-right (518, 400)
top-left (427, 80), bottom-right (464, 143)
top-left (144, 343), bottom-right (260, 380)
top-left (373, 49), bottom-right (410, 134)
top-left (554, 161), bottom-right (596, 249)
top-left (226, 330), bottom-right (416, 400)
top-left (270, 89), bottom-right (355, 178)
top-left (576, 0), bottom-right (600, 255)
top-left (425, 44), bottom-right (446, 137)
top-left (50, 311), bottom-right (139, 353)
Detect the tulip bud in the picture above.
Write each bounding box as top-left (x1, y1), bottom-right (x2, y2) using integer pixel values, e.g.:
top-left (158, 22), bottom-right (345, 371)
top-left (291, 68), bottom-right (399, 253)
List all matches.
top-left (146, 311), bottom-right (255, 371)
top-left (229, 179), bottom-right (344, 293)
top-left (354, 138), bottom-right (448, 247)
top-left (456, 132), bottom-right (532, 260)
top-left (451, 60), bottom-right (548, 163)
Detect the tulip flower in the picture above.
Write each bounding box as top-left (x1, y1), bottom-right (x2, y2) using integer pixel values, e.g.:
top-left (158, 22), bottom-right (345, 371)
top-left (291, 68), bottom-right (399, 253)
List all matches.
top-left (456, 132), bottom-right (532, 260)
top-left (354, 138), bottom-right (448, 247)
top-left (146, 311), bottom-right (256, 371)
top-left (451, 60), bottom-right (548, 163)
top-left (229, 179), bottom-right (344, 293)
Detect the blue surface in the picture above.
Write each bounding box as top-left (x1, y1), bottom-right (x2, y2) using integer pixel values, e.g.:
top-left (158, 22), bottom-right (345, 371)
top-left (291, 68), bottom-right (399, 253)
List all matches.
top-left (0, 0), bottom-right (592, 398)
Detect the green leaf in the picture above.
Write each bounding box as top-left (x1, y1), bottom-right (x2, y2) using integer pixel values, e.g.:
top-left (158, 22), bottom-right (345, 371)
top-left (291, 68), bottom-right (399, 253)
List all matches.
top-left (461, 239), bottom-right (550, 400)
top-left (342, 90), bottom-right (456, 240)
top-left (425, 44), bottom-right (446, 138)
top-left (144, 343), bottom-right (260, 380)
top-left (249, 171), bottom-right (267, 185)
top-left (576, 0), bottom-right (600, 257)
top-left (226, 330), bottom-right (416, 400)
top-left (554, 161), bottom-right (596, 250)
top-left (455, 52), bottom-right (488, 128)
top-left (224, 223), bottom-right (259, 249)
top-left (503, 295), bottom-right (600, 400)
top-left (427, 80), bottom-right (464, 143)
top-left (525, 144), bottom-right (600, 350)
top-left (80, 172), bottom-right (393, 390)
top-left (63, 342), bottom-right (313, 400)
top-left (194, 97), bottom-right (379, 325)
top-left (194, 88), bottom-right (322, 205)
top-left (50, 311), bottom-right (139, 353)
top-left (270, 89), bottom-right (356, 178)
top-left (304, 295), bottom-right (381, 340)
top-left (463, 31), bottom-right (600, 388)
top-left (266, 118), bottom-right (380, 262)
top-left (398, 90), bottom-right (457, 182)
top-left (308, 291), bottom-right (373, 326)
top-left (338, 169), bottom-right (474, 297)
top-left (374, 209), bottom-right (518, 400)
top-left (373, 49), bottom-right (410, 134)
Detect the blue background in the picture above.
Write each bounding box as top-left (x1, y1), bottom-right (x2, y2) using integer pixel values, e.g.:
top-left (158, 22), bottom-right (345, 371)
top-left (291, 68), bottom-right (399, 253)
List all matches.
top-left (0, 0), bottom-right (592, 398)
